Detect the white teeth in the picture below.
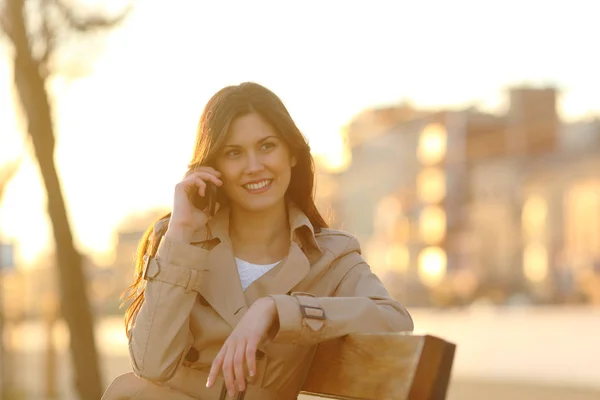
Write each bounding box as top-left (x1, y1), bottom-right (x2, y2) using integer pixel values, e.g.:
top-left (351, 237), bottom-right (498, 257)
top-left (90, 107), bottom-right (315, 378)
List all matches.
top-left (244, 180), bottom-right (270, 190)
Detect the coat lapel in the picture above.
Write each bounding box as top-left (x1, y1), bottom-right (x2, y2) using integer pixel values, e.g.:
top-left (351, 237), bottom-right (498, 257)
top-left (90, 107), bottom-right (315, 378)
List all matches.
top-left (244, 203), bottom-right (323, 304)
top-left (199, 242), bottom-right (248, 329)
top-left (244, 241), bottom-right (311, 304)
top-left (191, 209), bottom-right (248, 329)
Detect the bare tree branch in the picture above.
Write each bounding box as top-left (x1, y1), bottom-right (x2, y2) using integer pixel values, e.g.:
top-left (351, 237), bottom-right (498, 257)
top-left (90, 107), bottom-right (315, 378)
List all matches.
top-left (38, 0), bottom-right (56, 77)
top-left (52, 0), bottom-right (132, 33)
top-left (40, 1), bottom-right (55, 60)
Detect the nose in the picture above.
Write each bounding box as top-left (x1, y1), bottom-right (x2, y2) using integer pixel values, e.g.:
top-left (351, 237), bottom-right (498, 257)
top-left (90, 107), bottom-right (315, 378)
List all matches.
top-left (244, 152), bottom-right (265, 174)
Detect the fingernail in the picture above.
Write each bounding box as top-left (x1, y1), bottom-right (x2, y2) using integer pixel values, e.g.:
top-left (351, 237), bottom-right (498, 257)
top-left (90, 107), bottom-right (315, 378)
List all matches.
top-left (205, 378), bottom-right (210, 388)
top-left (228, 390), bottom-right (235, 397)
top-left (249, 371), bottom-right (255, 377)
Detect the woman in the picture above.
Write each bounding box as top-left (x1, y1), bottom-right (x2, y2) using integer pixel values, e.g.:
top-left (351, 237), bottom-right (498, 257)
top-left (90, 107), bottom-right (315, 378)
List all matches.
top-left (103, 82), bottom-right (413, 400)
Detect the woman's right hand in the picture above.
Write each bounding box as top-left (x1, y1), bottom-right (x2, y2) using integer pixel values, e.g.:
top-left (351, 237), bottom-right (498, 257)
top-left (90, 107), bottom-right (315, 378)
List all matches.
top-left (166, 166), bottom-right (223, 243)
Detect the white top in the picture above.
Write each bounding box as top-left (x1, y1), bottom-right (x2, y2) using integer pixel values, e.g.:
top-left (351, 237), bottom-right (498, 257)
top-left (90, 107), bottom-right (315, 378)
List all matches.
top-left (235, 258), bottom-right (281, 291)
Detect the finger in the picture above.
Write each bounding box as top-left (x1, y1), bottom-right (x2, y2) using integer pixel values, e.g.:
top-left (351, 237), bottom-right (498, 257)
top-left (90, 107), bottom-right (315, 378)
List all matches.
top-left (222, 347), bottom-right (236, 397)
top-left (207, 347), bottom-right (225, 388)
top-left (245, 340), bottom-right (258, 378)
top-left (188, 165), bottom-right (221, 177)
top-left (176, 176), bottom-right (205, 197)
top-left (233, 343), bottom-right (247, 392)
top-left (196, 172), bottom-right (223, 186)
top-left (187, 173), bottom-right (222, 189)
top-left (188, 171), bottom-right (223, 186)
top-left (194, 177), bottom-right (206, 197)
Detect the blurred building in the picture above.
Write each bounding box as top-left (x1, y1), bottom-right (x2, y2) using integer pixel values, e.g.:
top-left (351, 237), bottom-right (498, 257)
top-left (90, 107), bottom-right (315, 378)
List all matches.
top-left (107, 208), bottom-right (169, 313)
top-left (326, 86), bottom-right (600, 306)
top-left (12, 253), bottom-right (107, 319)
top-left (8, 208), bottom-right (170, 319)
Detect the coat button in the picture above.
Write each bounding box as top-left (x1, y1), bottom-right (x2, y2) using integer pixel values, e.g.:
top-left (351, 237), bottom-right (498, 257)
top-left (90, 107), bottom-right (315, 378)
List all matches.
top-left (185, 347), bottom-right (200, 362)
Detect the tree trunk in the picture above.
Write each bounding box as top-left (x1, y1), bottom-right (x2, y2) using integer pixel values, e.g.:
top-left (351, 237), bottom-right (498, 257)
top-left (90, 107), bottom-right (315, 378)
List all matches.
top-left (8, 1), bottom-right (103, 399)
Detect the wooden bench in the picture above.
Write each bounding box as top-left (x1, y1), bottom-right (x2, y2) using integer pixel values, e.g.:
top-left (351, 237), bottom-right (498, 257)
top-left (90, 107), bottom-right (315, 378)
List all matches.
top-left (300, 334), bottom-right (456, 400)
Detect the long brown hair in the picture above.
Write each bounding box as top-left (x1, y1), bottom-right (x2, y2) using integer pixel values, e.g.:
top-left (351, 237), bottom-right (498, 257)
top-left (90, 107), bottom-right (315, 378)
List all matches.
top-left (122, 82), bottom-right (328, 335)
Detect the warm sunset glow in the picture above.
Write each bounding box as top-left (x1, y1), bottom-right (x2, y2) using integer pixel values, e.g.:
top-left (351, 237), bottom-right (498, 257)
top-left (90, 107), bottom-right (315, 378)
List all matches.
top-left (315, 141), bottom-right (352, 173)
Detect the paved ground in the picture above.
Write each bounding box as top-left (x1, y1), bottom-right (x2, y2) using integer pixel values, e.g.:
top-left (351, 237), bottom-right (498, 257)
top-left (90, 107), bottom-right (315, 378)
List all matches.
top-left (445, 379), bottom-right (600, 400)
top-left (299, 380), bottom-right (600, 400)
top-left (8, 351), bottom-right (600, 399)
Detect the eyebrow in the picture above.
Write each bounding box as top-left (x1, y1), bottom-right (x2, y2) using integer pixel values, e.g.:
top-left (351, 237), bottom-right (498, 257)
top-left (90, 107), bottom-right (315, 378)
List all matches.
top-left (223, 135), bottom-right (278, 149)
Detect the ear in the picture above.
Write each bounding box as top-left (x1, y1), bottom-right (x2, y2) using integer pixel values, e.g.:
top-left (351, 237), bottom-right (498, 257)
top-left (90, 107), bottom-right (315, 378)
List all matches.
top-left (291, 155), bottom-right (297, 168)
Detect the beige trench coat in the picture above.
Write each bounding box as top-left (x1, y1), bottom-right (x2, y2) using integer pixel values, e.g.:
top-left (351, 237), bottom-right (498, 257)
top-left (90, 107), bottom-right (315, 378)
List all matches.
top-left (102, 204), bottom-right (413, 399)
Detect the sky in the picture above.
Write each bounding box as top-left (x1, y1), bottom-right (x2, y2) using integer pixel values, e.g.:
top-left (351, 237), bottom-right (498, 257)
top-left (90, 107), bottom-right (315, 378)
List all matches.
top-left (1, 0), bottom-right (599, 267)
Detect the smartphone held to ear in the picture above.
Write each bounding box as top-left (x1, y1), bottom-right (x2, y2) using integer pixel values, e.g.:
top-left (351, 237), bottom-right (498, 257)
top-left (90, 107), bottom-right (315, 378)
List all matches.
top-left (190, 182), bottom-right (218, 217)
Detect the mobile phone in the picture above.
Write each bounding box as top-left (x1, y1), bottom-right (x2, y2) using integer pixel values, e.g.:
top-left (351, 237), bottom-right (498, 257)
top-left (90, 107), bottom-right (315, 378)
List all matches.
top-left (190, 181), bottom-right (218, 217)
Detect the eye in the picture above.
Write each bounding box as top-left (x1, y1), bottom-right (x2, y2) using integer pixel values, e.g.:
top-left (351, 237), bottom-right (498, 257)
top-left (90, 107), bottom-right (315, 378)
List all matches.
top-left (225, 149), bottom-right (241, 158)
top-left (261, 142), bottom-right (276, 151)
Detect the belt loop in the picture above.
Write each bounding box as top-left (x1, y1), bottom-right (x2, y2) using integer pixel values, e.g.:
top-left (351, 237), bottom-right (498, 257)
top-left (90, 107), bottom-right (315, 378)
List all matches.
top-left (185, 269), bottom-right (198, 293)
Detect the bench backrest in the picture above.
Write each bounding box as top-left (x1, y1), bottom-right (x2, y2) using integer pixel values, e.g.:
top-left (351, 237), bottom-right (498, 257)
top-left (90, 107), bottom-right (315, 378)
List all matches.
top-left (300, 334), bottom-right (456, 400)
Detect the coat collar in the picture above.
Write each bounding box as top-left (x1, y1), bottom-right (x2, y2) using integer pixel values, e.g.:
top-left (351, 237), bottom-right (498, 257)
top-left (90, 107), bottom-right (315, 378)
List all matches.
top-left (190, 202), bottom-right (321, 254)
top-left (188, 202), bottom-right (322, 329)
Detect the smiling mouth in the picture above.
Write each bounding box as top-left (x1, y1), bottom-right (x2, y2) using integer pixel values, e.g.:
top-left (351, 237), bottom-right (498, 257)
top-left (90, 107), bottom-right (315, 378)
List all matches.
top-left (243, 179), bottom-right (272, 192)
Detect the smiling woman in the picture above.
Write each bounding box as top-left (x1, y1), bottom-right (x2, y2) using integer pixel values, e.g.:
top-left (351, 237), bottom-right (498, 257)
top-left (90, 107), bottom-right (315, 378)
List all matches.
top-left (102, 82), bottom-right (414, 400)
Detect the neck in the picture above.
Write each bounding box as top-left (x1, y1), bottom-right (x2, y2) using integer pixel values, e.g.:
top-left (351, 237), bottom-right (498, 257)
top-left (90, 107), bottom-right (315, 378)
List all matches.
top-left (229, 201), bottom-right (291, 261)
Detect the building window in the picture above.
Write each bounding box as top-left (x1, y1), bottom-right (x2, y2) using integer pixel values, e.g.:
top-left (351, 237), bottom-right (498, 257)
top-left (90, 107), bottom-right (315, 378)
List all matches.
top-left (417, 123), bottom-right (447, 166)
top-left (522, 194), bottom-right (547, 242)
top-left (419, 205), bottom-right (446, 244)
top-left (418, 246), bottom-right (447, 287)
top-left (417, 167), bottom-right (446, 204)
top-left (564, 181), bottom-right (600, 261)
top-left (522, 193), bottom-right (549, 283)
top-left (523, 243), bottom-right (548, 283)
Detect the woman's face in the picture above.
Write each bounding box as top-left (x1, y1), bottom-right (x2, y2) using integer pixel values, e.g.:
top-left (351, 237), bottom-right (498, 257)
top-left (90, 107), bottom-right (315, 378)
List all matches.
top-left (215, 113), bottom-right (296, 213)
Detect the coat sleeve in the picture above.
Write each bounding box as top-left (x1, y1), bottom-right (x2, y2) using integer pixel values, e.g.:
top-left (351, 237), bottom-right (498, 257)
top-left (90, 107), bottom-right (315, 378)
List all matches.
top-left (268, 236), bottom-right (413, 346)
top-left (128, 223), bottom-right (210, 382)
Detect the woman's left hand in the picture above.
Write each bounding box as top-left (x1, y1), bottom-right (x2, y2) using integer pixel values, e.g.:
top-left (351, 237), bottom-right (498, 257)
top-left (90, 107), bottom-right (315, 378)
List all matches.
top-left (206, 297), bottom-right (279, 397)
